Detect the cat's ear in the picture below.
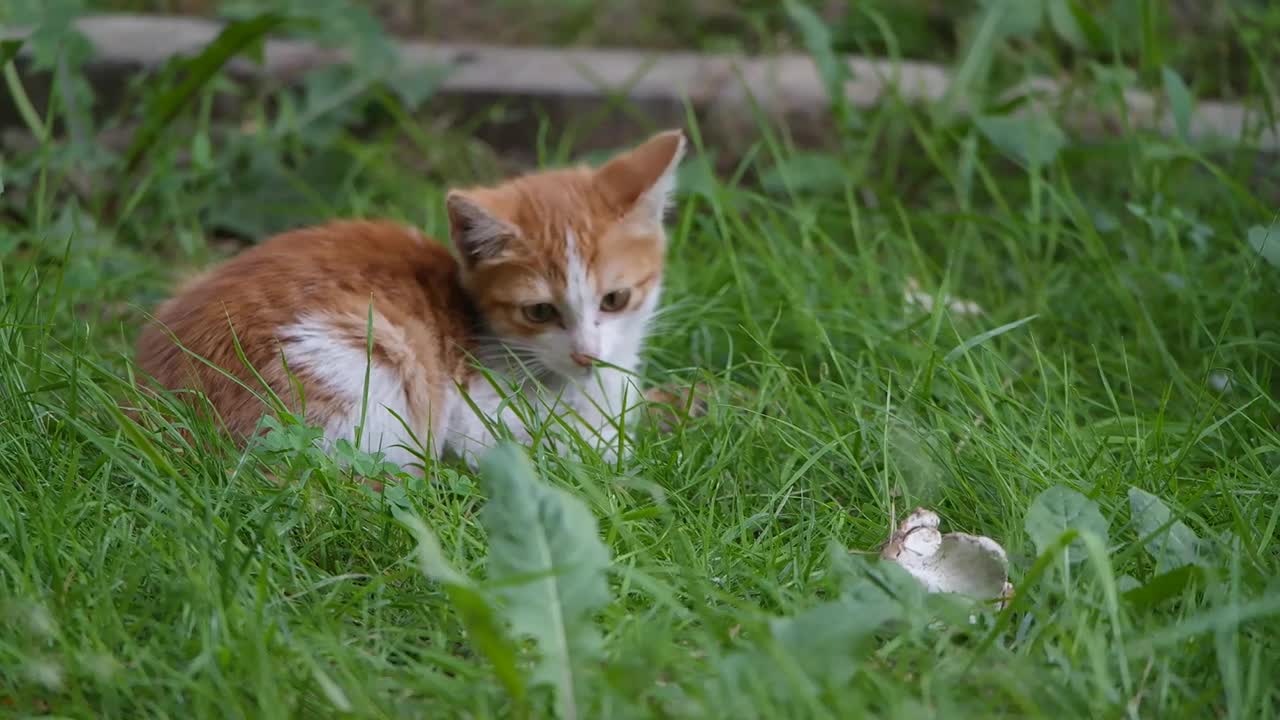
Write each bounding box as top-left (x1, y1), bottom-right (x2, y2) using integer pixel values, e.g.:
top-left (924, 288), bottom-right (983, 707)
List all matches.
top-left (446, 191), bottom-right (517, 266)
top-left (595, 129), bottom-right (687, 226)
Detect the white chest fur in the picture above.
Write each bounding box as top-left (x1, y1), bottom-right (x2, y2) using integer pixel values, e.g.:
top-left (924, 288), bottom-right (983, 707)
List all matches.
top-left (443, 361), bottom-right (645, 466)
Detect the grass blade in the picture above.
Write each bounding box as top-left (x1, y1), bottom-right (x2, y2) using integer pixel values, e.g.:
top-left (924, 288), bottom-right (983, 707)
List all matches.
top-left (400, 512), bottom-right (528, 707)
top-left (945, 314), bottom-right (1040, 363)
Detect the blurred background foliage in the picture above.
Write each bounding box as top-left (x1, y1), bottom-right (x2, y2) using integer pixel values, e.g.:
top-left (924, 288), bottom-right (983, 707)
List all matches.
top-left (74, 0), bottom-right (1280, 100)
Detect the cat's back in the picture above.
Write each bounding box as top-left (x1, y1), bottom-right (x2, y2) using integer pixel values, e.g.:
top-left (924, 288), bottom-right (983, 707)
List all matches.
top-left (160, 219), bottom-right (450, 306)
top-left (137, 220), bottom-right (471, 436)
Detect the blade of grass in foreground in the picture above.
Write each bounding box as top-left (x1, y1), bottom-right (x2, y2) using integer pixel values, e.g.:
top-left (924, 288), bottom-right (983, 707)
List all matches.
top-left (945, 314), bottom-right (1040, 363)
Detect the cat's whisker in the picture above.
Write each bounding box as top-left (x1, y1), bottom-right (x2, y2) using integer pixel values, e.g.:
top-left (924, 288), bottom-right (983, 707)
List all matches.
top-left (473, 345), bottom-right (542, 365)
top-left (473, 351), bottom-right (555, 384)
top-left (472, 338), bottom-right (544, 356)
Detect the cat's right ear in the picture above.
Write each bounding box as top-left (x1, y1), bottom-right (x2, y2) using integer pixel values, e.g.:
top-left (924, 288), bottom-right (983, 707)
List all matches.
top-left (595, 129), bottom-right (686, 227)
top-left (446, 191), bottom-right (517, 266)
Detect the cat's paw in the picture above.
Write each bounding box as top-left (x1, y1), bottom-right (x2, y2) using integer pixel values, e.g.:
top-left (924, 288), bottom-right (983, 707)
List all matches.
top-left (643, 382), bottom-right (711, 434)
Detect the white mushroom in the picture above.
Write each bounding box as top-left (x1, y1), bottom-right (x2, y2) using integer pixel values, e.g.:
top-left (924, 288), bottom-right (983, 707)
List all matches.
top-left (881, 508), bottom-right (1013, 607)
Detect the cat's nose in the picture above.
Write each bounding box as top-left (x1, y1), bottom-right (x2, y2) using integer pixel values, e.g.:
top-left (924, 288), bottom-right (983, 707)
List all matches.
top-left (570, 352), bottom-right (594, 368)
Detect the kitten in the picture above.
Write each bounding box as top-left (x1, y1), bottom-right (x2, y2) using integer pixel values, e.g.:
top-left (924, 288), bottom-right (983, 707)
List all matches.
top-left (136, 129), bottom-right (689, 471)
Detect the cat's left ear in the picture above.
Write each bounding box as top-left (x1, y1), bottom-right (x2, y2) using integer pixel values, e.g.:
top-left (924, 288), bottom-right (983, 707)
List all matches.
top-left (446, 191), bottom-right (518, 267)
top-left (595, 129), bottom-right (687, 227)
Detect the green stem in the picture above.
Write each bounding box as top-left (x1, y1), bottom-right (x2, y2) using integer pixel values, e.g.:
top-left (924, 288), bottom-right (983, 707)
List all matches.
top-left (3, 60), bottom-right (48, 144)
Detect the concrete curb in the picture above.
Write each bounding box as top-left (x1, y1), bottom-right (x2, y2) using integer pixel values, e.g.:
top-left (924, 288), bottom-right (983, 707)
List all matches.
top-left (5, 13), bottom-right (1277, 154)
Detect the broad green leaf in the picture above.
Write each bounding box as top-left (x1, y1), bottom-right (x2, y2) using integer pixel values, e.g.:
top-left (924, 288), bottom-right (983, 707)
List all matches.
top-left (1162, 66), bottom-right (1195, 142)
top-left (479, 443), bottom-right (611, 720)
top-left (1123, 564), bottom-right (1204, 609)
top-left (828, 546), bottom-right (926, 611)
top-left (4, 0), bottom-right (93, 70)
top-left (833, 550), bottom-right (985, 628)
top-left (1025, 485), bottom-right (1109, 564)
top-left (769, 598), bottom-right (900, 688)
top-left (976, 114), bottom-right (1066, 169)
top-left (706, 652), bottom-right (777, 716)
top-left (399, 512), bottom-right (527, 704)
top-left (1128, 488), bottom-right (1211, 573)
top-left (208, 145), bottom-right (356, 239)
top-left (384, 62), bottom-right (448, 110)
top-left (1247, 224), bottom-right (1280, 269)
top-left (294, 64), bottom-right (372, 138)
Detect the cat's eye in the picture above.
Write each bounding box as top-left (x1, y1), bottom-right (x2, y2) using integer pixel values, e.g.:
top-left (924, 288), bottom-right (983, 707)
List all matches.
top-left (522, 303), bottom-right (559, 324)
top-left (600, 289), bottom-right (631, 312)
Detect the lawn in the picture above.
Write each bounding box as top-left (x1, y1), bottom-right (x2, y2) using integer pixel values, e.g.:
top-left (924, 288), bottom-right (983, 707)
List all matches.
top-left (2, 2), bottom-right (1280, 718)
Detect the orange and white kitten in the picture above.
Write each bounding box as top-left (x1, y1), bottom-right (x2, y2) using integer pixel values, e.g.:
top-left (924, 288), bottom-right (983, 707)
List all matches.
top-left (136, 129), bottom-right (687, 470)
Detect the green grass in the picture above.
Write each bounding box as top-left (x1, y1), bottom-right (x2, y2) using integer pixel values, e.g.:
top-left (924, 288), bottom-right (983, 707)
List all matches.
top-left (3, 3), bottom-right (1280, 718)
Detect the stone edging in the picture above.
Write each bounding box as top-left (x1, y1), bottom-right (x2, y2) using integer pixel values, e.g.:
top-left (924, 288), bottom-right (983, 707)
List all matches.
top-left (5, 13), bottom-right (1277, 154)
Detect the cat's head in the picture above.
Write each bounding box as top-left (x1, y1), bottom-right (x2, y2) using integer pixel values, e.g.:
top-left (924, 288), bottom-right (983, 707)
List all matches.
top-left (446, 129), bottom-right (686, 381)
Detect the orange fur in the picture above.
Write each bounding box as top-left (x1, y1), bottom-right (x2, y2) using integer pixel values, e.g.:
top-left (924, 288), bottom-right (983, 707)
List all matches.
top-left (136, 130), bottom-right (689, 468)
top-left (136, 220), bottom-right (473, 442)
